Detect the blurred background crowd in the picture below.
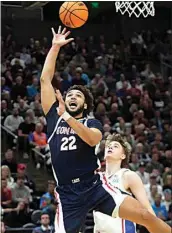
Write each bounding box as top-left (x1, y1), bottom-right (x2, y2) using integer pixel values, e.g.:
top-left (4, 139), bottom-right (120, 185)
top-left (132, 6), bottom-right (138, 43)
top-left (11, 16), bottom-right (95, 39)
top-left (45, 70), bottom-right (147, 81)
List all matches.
top-left (1, 1), bottom-right (172, 233)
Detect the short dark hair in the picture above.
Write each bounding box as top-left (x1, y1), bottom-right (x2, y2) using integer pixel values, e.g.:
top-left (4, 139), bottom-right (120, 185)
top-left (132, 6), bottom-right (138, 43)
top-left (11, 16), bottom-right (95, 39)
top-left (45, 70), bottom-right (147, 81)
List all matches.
top-left (65, 85), bottom-right (94, 115)
top-left (106, 134), bottom-right (132, 168)
top-left (41, 212), bottom-right (50, 218)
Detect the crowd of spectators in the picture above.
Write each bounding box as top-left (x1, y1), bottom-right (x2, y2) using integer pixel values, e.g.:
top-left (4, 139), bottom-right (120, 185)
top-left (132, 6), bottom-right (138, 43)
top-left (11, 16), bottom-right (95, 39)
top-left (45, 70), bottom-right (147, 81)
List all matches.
top-left (1, 24), bottom-right (172, 232)
top-left (1, 149), bottom-right (56, 230)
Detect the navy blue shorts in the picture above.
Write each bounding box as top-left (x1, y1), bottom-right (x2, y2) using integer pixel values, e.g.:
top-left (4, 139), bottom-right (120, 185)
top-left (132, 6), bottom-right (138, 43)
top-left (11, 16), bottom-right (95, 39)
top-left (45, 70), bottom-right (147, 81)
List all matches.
top-left (54, 173), bottom-right (125, 233)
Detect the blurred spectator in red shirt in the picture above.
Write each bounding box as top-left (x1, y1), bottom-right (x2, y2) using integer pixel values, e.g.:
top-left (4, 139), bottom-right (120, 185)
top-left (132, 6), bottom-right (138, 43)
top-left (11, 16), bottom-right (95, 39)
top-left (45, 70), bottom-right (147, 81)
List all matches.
top-left (1, 178), bottom-right (12, 208)
top-left (29, 123), bottom-right (47, 148)
top-left (29, 123), bottom-right (49, 169)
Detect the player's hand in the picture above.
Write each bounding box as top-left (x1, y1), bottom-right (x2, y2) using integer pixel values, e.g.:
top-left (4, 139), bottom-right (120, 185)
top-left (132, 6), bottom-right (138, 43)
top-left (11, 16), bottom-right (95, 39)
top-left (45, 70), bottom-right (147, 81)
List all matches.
top-left (51, 26), bottom-right (74, 47)
top-left (55, 90), bottom-right (66, 116)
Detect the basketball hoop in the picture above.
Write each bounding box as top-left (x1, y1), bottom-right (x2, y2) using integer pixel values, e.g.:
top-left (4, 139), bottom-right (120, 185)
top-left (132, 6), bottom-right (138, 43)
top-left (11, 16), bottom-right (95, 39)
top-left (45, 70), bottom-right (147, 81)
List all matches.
top-left (115, 1), bottom-right (155, 18)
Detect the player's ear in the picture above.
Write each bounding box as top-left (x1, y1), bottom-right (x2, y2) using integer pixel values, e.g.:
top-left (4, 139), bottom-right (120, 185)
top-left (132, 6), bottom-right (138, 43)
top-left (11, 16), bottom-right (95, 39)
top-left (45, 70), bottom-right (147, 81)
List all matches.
top-left (121, 154), bottom-right (126, 160)
top-left (84, 103), bottom-right (87, 109)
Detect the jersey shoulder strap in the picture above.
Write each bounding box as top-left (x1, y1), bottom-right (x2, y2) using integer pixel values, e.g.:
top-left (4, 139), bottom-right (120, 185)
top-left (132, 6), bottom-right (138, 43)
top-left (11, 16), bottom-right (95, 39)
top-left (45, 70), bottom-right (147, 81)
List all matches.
top-left (116, 168), bottom-right (130, 179)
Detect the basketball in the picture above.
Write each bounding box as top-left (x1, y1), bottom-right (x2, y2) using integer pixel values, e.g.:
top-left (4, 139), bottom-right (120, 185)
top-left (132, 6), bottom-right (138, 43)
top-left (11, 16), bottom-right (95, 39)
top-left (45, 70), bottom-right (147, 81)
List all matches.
top-left (59, 1), bottom-right (88, 28)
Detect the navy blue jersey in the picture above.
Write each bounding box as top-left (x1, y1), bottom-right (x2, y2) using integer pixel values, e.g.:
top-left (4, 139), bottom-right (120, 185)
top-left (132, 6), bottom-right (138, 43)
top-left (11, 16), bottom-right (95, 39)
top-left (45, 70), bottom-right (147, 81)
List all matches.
top-left (46, 102), bottom-right (103, 185)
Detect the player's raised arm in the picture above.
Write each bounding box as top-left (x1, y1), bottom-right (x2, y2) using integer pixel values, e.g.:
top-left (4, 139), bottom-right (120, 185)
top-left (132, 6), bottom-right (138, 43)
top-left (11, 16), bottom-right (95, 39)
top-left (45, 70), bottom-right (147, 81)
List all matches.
top-left (40, 26), bottom-right (74, 115)
top-left (124, 170), bottom-right (155, 216)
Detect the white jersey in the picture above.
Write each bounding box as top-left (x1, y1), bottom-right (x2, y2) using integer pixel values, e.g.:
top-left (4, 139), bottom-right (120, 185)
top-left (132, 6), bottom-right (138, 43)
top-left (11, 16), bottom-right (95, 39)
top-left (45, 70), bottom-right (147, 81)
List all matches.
top-left (108, 168), bottom-right (131, 194)
top-left (94, 168), bottom-right (137, 233)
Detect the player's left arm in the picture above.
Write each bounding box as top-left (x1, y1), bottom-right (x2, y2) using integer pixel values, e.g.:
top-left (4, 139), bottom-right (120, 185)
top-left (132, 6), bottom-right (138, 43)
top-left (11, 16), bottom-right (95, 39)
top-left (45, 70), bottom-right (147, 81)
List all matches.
top-left (124, 171), bottom-right (155, 216)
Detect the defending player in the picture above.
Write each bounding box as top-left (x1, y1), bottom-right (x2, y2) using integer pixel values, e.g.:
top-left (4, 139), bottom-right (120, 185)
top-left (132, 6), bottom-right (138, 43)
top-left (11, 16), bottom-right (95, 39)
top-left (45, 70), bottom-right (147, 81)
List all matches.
top-left (94, 134), bottom-right (155, 233)
top-left (40, 26), bottom-right (171, 233)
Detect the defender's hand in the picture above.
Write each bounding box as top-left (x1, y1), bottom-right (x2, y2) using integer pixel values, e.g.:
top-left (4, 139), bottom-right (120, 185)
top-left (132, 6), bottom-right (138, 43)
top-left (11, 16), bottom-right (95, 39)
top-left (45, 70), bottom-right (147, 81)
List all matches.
top-left (51, 26), bottom-right (74, 47)
top-left (55, 90), bottom-right (66, 116)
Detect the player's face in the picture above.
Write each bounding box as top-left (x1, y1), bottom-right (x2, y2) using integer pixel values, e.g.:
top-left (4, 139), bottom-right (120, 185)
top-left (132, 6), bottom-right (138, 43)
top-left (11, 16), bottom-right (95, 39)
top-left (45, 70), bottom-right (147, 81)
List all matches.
top-left (105, 141), bottom-right (126, 162)
top-left (65, 90), bottom-right (87, 117)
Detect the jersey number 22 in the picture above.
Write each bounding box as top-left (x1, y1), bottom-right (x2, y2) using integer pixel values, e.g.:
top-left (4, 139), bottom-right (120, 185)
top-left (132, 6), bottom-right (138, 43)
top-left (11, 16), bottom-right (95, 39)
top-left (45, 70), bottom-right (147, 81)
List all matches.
top-left (60, 136), bottom-right (77, 151)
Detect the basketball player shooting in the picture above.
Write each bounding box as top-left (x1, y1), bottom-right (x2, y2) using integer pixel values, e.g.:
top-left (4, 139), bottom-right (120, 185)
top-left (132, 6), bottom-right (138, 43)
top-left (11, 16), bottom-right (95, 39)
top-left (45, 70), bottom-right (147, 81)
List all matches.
top-left (94, 134), bottom-right (156, 233)
top-left (40, 26), bottom-right (171, 233)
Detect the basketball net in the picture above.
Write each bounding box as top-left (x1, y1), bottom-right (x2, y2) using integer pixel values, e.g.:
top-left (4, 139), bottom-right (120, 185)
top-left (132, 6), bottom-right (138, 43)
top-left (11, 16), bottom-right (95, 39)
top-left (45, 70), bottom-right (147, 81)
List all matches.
top-left (115, 1), bottom-right (155, 18)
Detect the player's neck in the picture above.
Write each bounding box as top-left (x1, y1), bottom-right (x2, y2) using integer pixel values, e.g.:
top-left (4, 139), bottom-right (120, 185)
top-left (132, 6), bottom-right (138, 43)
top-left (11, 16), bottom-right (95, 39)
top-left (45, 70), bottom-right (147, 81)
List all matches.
top-left (105, 160), bottom-right (121, 177)
top-left (74, 113), bottom-right (84, 119)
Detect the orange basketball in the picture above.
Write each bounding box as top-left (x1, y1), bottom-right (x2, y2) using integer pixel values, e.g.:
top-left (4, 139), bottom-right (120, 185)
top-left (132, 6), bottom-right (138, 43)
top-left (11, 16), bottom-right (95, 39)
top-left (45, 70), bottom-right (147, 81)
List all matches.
top-left (59, 1), bottom-right (88, 28)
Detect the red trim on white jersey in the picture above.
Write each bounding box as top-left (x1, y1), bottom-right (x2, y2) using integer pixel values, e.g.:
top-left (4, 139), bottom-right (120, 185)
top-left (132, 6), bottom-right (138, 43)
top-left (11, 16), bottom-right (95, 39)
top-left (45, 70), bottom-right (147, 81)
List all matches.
top-left (122, 219), bottom-right (125, 233)
top-left (102, 174), bottom-right (117, 193)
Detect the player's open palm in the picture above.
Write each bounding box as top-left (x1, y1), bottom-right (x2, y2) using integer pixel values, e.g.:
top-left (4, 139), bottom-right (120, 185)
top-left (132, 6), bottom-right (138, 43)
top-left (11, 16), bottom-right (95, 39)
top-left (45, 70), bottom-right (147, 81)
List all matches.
top-left (51, 26), bottom-right (74, 47)
top-left (55, 89), bottom-right (66, 116)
